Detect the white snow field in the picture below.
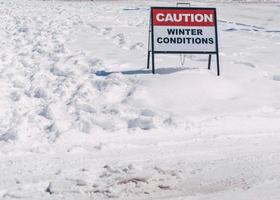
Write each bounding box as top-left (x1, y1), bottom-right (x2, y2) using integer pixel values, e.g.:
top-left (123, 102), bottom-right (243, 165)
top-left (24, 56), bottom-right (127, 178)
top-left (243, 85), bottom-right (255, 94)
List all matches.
top-left (0, 0), bottom-right (280, 199)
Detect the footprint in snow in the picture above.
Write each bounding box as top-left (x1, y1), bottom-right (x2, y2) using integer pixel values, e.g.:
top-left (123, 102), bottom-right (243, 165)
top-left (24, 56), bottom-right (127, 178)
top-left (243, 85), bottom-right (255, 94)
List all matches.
top-left (234, 61), bottom-right (256, 68)
top-left (130, 42), bottom-right (144, 50)
top-left (101, 27), bottom-right (112, 36)
top-left (10, 91), bottom-right (21, 102)
top-left (112, 33), bottom-right (125, 46)
top-left (0, 129), bottom-right (17, 142)
top-left (128, 116), bottom-right (155, 130)
top-left (272, 75), bottom-right (280, 81)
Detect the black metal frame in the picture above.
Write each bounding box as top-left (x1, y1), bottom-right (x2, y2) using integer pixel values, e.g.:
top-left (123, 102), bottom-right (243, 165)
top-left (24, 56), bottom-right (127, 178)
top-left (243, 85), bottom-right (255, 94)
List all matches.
top-left (147, 7), bottom-right (220, 76)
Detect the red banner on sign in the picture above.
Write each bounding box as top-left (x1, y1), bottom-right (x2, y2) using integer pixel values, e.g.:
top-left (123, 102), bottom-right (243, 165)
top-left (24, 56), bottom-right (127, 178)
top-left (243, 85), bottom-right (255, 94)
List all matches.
top-left (153, 9), bottom-right (215, 27)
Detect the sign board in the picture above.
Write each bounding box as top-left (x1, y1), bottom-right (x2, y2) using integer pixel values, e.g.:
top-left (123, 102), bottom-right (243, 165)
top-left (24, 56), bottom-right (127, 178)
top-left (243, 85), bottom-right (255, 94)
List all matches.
top-left (147, 7), bottom-right (220, 75)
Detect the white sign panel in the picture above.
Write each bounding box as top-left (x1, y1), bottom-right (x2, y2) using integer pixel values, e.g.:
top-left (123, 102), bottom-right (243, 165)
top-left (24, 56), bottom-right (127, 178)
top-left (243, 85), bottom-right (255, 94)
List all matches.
top-left (152, 7), bottom-right (217, 53)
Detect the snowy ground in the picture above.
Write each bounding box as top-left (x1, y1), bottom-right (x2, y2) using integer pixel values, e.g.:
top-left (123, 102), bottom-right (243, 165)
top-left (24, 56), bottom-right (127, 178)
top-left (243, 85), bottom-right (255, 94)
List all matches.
top-left (0, 0), bottom-right (280, 199)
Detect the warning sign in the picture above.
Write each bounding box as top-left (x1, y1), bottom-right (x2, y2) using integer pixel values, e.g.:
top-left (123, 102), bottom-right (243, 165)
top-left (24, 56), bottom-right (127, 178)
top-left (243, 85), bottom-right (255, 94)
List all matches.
top-left (152, 7), bottom-right (217, 53)
top-left (147, 7), bottom-right (220, 76)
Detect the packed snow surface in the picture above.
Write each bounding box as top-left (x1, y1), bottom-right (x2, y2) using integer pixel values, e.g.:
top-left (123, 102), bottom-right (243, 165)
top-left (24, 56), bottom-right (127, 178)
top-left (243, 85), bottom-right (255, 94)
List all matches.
top-left (0, 0), bottom-right (280, 199)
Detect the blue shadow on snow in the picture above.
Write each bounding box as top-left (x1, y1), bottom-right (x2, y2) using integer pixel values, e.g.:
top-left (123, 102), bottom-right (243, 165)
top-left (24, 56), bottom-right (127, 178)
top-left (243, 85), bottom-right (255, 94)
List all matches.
top-left (95, 67), bottom-right (192, 76)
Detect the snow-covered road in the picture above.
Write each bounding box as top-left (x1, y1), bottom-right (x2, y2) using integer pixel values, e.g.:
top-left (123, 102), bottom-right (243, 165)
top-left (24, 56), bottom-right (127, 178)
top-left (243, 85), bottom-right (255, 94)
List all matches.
top-left (0, 0), bottom-right (280, 199)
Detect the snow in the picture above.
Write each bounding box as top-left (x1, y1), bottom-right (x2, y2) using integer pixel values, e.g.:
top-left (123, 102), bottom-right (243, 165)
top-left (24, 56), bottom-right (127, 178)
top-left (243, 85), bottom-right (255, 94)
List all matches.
top-left (0, 0), bottom-right (280, 199)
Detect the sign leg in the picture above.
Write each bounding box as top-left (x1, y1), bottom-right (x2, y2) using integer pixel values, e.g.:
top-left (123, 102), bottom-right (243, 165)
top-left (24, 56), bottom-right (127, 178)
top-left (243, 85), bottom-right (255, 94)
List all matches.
top-left (147, 29), bottom-right (151, 69)
top-left (147, 51), bottom-right (150, 69)
top-left (216, 53), bottom-right (220, 76)
top-left (208, 54), bottom-right (212, 70)
top-left (152, 52), bottom-right (155, 74)
top-left (150, 9), bottom-right (155, 74)
top-left (214, 9), bottom-right (220, 76)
